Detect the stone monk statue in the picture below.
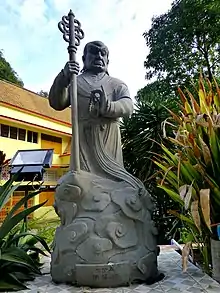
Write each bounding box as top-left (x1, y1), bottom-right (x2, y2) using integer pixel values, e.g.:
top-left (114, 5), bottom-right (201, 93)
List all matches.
top-left (49, 41), bottom-right (133, 176)
top-left (49, 41), bottom-right (161, 287)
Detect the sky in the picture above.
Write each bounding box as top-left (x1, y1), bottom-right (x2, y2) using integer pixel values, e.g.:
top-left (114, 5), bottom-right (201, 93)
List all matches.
top-left (0, 0), bottom-right (173, 98)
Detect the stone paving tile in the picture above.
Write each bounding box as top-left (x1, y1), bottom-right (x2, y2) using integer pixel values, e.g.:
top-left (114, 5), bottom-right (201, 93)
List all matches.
top-left (157, 251), bottom-right (218, 293)
top-left (112, 289), bottom-right (132, 293)
top-left (11, 250), bottom-right (220, 293)
top-left (132, 283), bottom-right (164, 292)
top-left (173, 253), bottom-right (220, 292)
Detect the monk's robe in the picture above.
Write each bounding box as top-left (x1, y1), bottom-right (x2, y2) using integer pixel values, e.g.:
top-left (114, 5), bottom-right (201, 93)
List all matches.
top-left (49, 71), bottom-right (143, 188)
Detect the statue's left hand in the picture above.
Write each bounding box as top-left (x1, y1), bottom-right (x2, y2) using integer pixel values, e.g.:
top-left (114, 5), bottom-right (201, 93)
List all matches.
top-left (89, 86), bottom-right (110, 117)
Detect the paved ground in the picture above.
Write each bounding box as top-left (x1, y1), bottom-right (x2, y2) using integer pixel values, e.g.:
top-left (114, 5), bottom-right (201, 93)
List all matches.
top-left (15, 247), bottom-right (220, 293)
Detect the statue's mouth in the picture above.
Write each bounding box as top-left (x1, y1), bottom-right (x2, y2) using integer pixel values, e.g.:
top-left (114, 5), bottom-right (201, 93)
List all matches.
top-left (93, 59), bottom-right (103, 66)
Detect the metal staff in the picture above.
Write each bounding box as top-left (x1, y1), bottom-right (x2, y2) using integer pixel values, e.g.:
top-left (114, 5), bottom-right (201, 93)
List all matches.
top-left (58, 10), bottom-right (84, 172)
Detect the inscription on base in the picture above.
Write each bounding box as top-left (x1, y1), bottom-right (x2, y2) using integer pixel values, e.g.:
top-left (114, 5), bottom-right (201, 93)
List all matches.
top-left (76, 262), bottom-right (130, 287)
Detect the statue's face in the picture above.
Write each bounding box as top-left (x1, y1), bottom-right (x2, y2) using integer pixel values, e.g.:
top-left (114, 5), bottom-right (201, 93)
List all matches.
top-left (83, 42), bottom-right (109, 73)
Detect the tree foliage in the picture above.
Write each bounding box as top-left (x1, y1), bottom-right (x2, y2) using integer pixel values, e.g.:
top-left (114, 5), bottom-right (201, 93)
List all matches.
top-left (121, 0), bottom-right (220, 244)
top-left (0, 50), bottom-right (24, 87)
top-left (121, 88), bottom-right (180, 244)
top-left (122, 92), bottom-right (175, 182)
top-left (136, 79), bottom-right (176, 105)
top-left (37, 90), bottom-right (49, 98)
top-left (144, 0), bottom-right (220, 86)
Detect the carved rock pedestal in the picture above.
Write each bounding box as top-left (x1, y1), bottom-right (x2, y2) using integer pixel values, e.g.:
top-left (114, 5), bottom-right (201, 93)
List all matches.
top-left (51, 170), bottom-right (159, 287)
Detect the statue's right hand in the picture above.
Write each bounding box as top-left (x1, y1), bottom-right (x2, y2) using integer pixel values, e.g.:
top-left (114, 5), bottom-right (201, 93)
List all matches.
top-left (62, 61), bottom-right (80, 83)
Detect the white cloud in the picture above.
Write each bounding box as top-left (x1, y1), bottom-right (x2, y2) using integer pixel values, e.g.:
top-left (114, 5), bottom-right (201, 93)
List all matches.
top-left (0, 0), bottom-right (173, 98)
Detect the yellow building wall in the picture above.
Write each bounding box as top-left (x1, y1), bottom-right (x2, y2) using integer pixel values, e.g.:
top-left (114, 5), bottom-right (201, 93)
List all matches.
top-left (62, 136), bottom-right (71, 153)
top-left (0, 106), bottom-right (71, 221)
top-left (0, 115), bottom-right (71, 165)
top-left (60, 155), bottom-right (71, 165)
top-left (0, 136), bottom-right (40, 160)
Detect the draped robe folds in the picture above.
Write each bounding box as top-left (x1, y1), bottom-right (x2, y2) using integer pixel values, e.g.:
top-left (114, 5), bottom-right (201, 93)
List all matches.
top-left (49, 71), bottom-right (144, 189)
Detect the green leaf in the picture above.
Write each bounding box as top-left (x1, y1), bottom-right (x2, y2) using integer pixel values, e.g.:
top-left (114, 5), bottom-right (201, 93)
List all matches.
top-left (20, 234), bottom-right (51, 254)
top-left (209, 128), bottom-right (220, 174)
top-left (0, 273), bottom-right (28, 291)
top-left (1, 247), bottom-right (41, 274)
top-left (0, 169), bottom-right (24, 213)
top-left (18, 234), bottom-right (38, 247)
top-left (5, 232), bottom-right (51, 254)
top-left (5, 189), bottom-right (41, 221)
top-left (13, 271), bottom-right (35, 282)
top-left (168, 210), bottom-right (199, 234)
top-left (161, 145), bottom-right (178, 165)
top-left (0, 201), bottom-right (47, 240)
top-left (0, 181), bottom-right (21, 210)
top-left (158, 186), bottom-right (184, 205)
top-left (26, 246), bottom-right (49, 257)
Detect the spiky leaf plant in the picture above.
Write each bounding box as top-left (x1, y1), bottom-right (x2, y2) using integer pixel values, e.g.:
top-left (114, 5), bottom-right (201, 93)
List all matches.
top-left (155, 76), bottom-right (220, 273)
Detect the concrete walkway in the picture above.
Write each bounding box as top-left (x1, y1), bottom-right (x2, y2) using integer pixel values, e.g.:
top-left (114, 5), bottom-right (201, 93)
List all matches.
top-left (15, 247), bottom-right (220, 293)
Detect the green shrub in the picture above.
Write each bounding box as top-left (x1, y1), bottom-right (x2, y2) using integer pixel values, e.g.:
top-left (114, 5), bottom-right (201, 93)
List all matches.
top-left (155, 77), bottom-right (220, 273)
top-left (0, 173), bottom-right (50, 291)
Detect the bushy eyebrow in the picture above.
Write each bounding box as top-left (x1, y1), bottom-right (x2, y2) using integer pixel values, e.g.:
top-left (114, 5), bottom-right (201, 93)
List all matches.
top-left (88, 45), bottom-right (108, 55)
